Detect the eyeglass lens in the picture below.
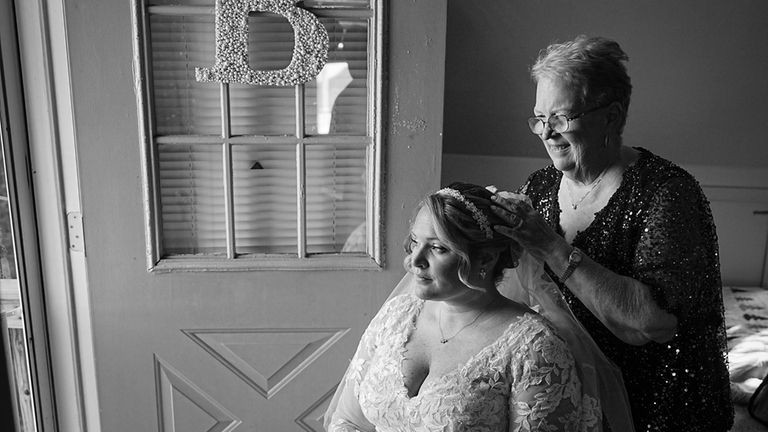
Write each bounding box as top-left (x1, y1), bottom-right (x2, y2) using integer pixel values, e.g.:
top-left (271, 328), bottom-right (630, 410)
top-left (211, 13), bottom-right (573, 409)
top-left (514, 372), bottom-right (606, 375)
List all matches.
top-left (528, 115), bottom-right (568, 134)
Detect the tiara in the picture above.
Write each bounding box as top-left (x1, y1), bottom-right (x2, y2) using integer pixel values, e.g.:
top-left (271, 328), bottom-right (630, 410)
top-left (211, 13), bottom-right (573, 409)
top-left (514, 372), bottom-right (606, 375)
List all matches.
top-left (436, 188), bottom-right (493, 239)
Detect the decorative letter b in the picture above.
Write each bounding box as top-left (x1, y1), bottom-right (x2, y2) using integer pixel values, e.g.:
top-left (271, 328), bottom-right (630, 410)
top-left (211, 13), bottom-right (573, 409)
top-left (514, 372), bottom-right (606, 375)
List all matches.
top-left (196, 0), bottom-right (329, 86)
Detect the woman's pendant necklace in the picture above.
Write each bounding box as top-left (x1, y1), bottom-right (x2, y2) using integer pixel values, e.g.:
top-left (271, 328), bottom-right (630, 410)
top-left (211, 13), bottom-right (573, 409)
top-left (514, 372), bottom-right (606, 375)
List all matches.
top-left (566, 174), bottom-right (604, 210)
top-left (438, 307), bottom-right (485, 344)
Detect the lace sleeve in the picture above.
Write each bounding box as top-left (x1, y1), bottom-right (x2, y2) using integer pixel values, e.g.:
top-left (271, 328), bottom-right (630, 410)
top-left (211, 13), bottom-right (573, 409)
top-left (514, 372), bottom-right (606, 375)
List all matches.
top-left (325, 296), bottom-right (412, 431)
top-left (632, 176), bottom-right (720, 317)
top-left (327, 358), bottom-right (376, 432)
top-left (509, 327), bottom-right (597, 432)
top-left (326, 323), bottom-right (378, 431)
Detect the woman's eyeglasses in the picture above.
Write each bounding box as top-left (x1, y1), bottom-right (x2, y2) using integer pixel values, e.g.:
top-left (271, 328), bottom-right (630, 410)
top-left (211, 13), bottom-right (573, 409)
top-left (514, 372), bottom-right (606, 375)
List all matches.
top-left (527, 103), bottom-right (610, 135)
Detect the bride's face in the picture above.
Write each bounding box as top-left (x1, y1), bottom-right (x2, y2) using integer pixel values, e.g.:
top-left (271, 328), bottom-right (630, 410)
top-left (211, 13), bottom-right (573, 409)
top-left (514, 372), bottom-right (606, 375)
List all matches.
top-left (404, 208), bottom-right (468, 301)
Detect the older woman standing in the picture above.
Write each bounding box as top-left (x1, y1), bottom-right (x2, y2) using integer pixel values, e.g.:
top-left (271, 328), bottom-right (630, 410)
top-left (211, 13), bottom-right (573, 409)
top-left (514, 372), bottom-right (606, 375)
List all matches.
top-left (491, 36), bottom-right (733, 431)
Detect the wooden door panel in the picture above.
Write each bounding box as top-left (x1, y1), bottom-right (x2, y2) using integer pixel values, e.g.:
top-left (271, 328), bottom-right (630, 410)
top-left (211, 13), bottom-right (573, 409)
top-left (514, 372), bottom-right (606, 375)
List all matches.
top-left (154, 356), bottom-right (242, 432)
top-left (180, 328), bottom-right (349, 399)
top-left (154, 343), bottom-right (342, 431)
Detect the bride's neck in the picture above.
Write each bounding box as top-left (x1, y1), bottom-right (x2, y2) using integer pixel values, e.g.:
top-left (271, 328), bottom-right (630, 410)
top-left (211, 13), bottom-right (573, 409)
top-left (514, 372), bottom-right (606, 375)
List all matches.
top-left (439, 289), bottom-right (503, 315)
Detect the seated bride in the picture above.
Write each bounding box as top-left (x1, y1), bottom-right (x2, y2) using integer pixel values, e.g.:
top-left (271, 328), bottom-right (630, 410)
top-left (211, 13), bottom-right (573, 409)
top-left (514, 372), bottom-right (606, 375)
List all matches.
top-left (325, 182), bottom-right (633, 432)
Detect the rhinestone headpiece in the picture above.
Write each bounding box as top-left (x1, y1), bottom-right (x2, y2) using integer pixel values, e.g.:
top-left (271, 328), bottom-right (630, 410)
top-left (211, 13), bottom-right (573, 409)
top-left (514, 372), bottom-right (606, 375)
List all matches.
top-left (436, 188), bottom-right (493, 239)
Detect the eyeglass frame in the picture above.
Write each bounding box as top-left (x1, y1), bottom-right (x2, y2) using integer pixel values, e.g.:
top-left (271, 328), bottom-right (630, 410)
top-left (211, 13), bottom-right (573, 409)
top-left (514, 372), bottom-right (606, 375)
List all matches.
top-left (527, 102), bottom-right (612, 135)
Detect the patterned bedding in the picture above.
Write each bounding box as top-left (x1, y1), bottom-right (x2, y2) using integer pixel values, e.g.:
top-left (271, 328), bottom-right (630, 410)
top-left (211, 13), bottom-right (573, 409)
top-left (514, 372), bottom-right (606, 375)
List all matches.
top-left (722, 286), bottom-right (768, 431)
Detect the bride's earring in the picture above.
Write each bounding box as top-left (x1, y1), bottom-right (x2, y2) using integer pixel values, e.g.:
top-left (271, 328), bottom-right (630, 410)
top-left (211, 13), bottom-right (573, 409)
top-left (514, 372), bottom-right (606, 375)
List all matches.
top-left (479, 267), bottom-right (487, 280)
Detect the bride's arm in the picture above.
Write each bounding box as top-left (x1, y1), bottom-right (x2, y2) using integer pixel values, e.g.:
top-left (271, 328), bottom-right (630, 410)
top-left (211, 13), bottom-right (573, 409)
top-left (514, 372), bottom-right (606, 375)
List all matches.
top-left (325, 297), bottom-right (405, 432)
top-left (325, 330), bottom-right (378, 432)
top-left (327, 366), bottom-right (376, 432)
top-left (508, 331), bottom-right (591, 432)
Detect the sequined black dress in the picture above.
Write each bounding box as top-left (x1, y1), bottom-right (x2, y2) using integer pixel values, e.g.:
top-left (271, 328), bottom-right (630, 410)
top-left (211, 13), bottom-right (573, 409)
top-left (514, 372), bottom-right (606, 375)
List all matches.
top-left (521, 147), bottom-right (733, 432)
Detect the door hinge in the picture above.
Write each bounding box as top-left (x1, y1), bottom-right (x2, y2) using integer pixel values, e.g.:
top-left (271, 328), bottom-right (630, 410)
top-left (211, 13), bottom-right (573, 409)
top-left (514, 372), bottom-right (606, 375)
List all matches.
top-left (67, 212), bottom-right (85, 253)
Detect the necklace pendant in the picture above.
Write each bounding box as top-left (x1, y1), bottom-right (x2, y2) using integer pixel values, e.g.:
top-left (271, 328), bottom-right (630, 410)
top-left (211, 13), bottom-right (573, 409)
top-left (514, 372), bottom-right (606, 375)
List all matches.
top-left (571, 204), bottom-right (578, 210)
top-left (440, 338), bottom-right (448, 344)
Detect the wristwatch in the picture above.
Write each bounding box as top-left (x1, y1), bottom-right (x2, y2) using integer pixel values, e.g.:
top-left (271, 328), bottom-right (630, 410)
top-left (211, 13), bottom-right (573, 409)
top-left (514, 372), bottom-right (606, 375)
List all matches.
top-left (559, 247), bottom-right (583, 283)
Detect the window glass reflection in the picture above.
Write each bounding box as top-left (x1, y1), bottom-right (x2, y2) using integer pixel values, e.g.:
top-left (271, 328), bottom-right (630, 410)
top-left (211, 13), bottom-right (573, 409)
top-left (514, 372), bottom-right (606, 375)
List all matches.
top-left (0, 131), bottom-right (33, 432)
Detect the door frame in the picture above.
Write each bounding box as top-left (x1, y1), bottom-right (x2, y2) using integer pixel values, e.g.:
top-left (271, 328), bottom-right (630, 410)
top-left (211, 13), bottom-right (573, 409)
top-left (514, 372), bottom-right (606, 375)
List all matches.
top-left (14, 0), bottom-right (100, 430)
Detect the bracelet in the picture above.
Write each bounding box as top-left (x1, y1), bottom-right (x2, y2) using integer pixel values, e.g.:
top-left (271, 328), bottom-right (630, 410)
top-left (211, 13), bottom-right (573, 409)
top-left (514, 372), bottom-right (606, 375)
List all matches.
top-left (559, 247), bottom-right (583, 283)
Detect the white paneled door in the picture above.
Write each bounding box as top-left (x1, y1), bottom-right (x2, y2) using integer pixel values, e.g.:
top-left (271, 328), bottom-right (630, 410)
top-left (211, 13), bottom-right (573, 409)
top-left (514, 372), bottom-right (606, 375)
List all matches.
top-left (58, 1), bottom-right (446, 431)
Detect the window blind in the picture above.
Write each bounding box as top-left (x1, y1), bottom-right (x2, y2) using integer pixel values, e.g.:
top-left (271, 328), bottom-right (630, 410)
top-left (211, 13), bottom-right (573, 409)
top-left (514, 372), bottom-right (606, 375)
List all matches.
top-left (146, 2), bottom-right (372, 260)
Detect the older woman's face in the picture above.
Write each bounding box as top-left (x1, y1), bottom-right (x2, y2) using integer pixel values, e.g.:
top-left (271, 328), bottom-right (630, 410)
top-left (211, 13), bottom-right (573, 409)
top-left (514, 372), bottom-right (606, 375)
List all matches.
top-left (533, 78), bottom-right (609, 178)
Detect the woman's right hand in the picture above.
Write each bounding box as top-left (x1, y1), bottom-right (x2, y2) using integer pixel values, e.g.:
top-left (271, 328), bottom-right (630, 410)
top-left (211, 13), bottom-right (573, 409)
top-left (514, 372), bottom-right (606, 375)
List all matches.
top-left (487, 189), bottom-right (569, 264)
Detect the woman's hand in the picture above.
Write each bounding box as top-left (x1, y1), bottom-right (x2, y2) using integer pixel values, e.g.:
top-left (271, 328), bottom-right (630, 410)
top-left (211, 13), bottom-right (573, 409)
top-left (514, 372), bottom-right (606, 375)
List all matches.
top-left (486, 188), bottom-right (568, 263)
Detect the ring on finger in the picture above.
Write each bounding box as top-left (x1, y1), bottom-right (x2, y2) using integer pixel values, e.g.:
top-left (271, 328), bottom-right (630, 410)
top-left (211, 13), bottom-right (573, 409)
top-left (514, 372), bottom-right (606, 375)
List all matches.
top-left (507, 213), bottom-right (524, 229)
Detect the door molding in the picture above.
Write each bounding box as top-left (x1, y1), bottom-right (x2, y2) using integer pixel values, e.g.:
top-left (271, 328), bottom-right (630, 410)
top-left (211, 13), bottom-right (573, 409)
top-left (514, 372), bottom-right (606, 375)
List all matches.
top-left (1, 0), bottom-right (58, 429)
top-left (14, 0), bottom-right (100, 430)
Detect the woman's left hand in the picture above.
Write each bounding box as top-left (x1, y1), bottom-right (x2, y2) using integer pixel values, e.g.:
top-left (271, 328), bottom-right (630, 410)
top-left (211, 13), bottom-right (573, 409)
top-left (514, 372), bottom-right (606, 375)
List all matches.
top-left (487, 189), bottom-right (568, 262)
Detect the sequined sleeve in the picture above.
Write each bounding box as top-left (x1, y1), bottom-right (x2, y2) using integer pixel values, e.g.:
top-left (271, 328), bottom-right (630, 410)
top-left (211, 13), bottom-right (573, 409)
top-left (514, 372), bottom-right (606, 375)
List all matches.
top-left (632, 175), bottom-right (720, 317)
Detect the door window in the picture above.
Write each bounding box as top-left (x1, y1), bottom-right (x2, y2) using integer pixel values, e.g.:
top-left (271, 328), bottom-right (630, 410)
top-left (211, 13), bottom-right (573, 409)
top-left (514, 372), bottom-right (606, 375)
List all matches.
top-left (134, 0), bottom-right (382, 270)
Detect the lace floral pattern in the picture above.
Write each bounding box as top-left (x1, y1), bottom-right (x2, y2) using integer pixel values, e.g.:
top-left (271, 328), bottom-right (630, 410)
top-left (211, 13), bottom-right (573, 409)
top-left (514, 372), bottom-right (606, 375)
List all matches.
top-left (329, 294), bottom-right (601, 432)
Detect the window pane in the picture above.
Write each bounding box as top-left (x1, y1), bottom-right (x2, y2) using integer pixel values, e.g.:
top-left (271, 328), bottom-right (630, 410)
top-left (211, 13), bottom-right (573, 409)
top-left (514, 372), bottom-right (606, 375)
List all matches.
top-left (149, 0), bottom-right (371, 7)
top-left (0, 125), bottom-right (32, 432)
top-left (306, 142), bottom-right (366, 254)
top-left (230, 84), bottom-right (295, 136)
top-left (230, 14), bottom-right (296, 136)
top-left (140, 2), bottom-right (378, 266)
top-left (303, 0), bottom-right (371, 8)
top-left (158, 143), bottom-right (226, 254)
top-left (150, 14), bottom-right (221, 136)
top-left (233, 144), bottom-right (297, 254)
top-left (305, 18), bottom-right (368, 136)
top-left (0, 151), bottom-right (15, 279)
top-left (149, 0), bottom-right (211, 5)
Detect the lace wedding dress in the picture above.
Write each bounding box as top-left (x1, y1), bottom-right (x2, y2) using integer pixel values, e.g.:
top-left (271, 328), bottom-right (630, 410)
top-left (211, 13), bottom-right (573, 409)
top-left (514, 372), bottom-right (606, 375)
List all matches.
top-left (328, 294), bottom-right (601, 432)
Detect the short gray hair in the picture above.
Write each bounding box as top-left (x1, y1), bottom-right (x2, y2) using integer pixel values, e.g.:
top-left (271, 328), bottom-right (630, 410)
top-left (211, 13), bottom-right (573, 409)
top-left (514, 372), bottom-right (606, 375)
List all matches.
top-left (531, 35), bottom-right (632, 133)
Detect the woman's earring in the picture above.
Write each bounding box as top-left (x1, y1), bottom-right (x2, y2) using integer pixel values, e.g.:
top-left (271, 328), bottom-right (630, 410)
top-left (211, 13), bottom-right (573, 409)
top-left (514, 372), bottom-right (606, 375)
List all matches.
top-left (603, 134), bottom-right (610, 148)
top-left (479, 268), bottom-right (487, 280)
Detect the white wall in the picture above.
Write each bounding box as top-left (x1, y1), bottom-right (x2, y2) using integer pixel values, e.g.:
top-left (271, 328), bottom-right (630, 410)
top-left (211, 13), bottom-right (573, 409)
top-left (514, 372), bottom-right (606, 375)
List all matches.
top-left (442, 0), bottom-right (768, 169)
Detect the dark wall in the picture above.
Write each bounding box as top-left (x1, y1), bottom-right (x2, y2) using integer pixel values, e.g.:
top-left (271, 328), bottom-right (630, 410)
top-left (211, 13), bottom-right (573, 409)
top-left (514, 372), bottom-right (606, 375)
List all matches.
top-left (443, 0), bottom-right (768, 168)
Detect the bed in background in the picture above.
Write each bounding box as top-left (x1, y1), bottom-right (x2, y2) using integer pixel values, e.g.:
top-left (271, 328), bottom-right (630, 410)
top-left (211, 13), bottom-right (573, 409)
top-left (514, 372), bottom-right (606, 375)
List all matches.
top-left (702, 173), bottom-right (768, 431)
top-left (724, 286), bottom-right (768, 431)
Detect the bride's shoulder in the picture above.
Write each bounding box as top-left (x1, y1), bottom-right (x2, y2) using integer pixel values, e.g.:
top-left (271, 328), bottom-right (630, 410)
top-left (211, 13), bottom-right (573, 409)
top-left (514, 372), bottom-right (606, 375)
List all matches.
top-left (386, 293), bottom-right (422, 307)
top-left (377, 293), bottom-right (422, 317)
top-left (493, 297), bottom-right (537, 322)
top-left (365, 294), bottom-right (422, 334)
top-left (494, 301), bottom-right (560, 338)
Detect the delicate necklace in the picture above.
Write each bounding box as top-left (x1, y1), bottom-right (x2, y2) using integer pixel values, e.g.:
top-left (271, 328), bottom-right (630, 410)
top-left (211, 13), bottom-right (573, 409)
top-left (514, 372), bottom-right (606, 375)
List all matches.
top-left (565, 173), bottom-right (605, 210)
top-left (438, 307), bottom-right (485, 344)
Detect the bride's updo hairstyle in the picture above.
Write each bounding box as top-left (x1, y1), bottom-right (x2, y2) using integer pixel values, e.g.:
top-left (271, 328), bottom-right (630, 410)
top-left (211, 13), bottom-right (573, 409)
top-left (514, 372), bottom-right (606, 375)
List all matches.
top-left (406, 182), bottom-right (519, 287)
